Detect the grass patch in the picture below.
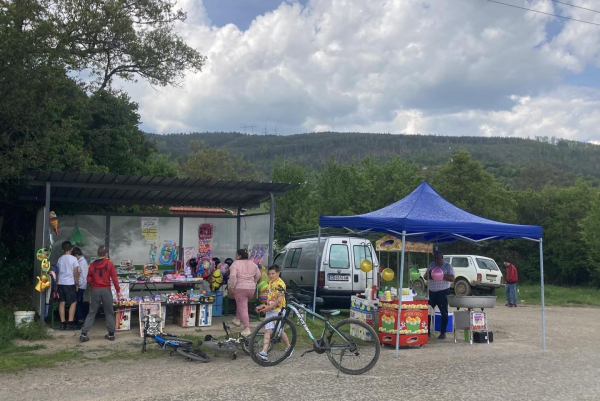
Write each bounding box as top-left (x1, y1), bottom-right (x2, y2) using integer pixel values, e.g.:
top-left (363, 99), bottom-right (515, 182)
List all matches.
top-left (0, 349), bottom-right (83, 373)
top-left (509, 284), bottom-right (600, 307)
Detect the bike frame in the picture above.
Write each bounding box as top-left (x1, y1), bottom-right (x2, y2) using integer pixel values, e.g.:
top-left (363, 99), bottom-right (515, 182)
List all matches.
top-left (280, 301), bottom-right (351, 352)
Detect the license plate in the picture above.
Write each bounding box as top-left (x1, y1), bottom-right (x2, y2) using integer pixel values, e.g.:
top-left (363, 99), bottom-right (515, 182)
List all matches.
top-left (328, 274), bottom-right (349, 281)
top-left (486, 275), bottom-right (496, 282)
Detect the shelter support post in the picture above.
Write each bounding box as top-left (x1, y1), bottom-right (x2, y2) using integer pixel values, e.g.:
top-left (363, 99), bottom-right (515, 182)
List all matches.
top-left (40, 182), bottom-right (50, 318)
top-left (236, 207), bottom-right (242, 250)
top-left (540, 239), bottom-right (546, 350)
top-left (395, 231), bottom-right (407, 358)
top-left (312, 227), bottom-right (322, 313)
top-left (268, 192), bottom-right (275, 266)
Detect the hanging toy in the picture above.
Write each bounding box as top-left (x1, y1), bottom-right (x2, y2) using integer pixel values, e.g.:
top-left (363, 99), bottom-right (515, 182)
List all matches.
top-left (210, 269), bottom-right (223, 291)
top-left (35, 275), bottom-right (51, 292)
top-left (41, 259), bottom-right (51, 273)
top-left (36, 248), bottom-right (51, 261)
top-left (49, 210), bottom-right (59, 235)
top-left (198, 258), bottom-right (214, 279)
top-left (159, 240), bottom-right (177, 265)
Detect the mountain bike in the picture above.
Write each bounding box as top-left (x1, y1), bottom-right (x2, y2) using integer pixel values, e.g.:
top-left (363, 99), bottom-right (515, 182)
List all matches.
top-left (248, 289), bottom-right (380, 375)
top-left (142, 310), bottom-right (210, 363)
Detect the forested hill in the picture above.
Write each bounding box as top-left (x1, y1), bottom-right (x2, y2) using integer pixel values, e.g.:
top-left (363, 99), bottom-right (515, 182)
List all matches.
top-left (147, 132), bottom-right (600, 186)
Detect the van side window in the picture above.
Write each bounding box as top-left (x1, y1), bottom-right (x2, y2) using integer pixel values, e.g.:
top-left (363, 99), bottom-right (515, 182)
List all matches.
top-left (353, 245), bottom-right (372, 270)
top-left (329, 245), bottom-right (350, 269)
top-left (284, 248), bottom-right (302, 268)
top-left (452, 257), bottom-right (469, 268)
top-left (273, 252), bottom-right (286, 267)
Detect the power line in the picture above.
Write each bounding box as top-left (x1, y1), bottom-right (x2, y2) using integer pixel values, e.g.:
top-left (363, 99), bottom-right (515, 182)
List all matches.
top-left (481, 0), bottom-right (600, 27)
top-left (549, 0), bottom-right (600, 14)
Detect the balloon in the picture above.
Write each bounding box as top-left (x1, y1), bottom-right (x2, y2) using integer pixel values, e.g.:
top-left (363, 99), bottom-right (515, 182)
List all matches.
top-left (381, 268), bottom-right (395, 282)
top-left (258, 281), bottom-right (269, 294)
top-left (431, 267), bottom-right (444, 281)
top-left (360, 259), bottom-right (373, 273)
top-left (409, 268), bottom-right (421, 281)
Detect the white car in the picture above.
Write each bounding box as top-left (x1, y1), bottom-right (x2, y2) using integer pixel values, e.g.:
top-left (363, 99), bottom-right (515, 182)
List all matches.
top-left (415, 255), bottom-right (505, 296)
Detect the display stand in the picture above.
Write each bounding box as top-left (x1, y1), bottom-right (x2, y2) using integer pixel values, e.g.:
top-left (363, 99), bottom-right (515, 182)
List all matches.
top-left (453, 310), bottom-right (489, 345)
top-left (378, 299), bottom-right (428, 346)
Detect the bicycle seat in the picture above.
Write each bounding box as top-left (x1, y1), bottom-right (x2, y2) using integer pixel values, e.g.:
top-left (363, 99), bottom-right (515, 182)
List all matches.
top-left (320, 309), bottom-right (340, 317)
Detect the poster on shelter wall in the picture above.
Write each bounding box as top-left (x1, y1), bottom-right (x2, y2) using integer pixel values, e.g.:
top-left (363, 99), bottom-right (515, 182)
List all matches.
top-left (198, 223), bottom-right (213, 259)
top-left (376, 235), bottom-right (433, 253)
top-left (141, 217), bottom-right (159, 242)
top-left (250, 244), bottom-right (268, 266)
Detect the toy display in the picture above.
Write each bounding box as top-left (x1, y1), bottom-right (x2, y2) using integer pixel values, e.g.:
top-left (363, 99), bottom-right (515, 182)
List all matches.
top-left (211, 269), bottom-right (223, 291)
top-left (35, 247), bottom-right (52, 293)
top-left (49, 210), bottom-right (59, 235)
top-left (159, 240), bottom-right (178, 265)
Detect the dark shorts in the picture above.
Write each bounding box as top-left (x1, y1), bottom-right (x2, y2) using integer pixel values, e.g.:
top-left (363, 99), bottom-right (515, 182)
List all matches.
top-left (58, 285), bottom-right (77, 304)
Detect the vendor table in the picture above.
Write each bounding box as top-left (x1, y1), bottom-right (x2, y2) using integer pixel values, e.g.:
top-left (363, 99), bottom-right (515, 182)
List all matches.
top-left (378, 299), bottom-right (429, 347)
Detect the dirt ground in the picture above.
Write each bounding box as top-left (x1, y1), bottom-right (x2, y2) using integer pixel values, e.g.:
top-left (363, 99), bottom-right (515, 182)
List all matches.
top-left (2, 304), bottom-right (600, 401)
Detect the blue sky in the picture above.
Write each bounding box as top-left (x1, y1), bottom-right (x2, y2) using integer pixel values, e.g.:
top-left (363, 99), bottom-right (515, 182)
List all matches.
top-left (123, 0), bottom-right (600, 143)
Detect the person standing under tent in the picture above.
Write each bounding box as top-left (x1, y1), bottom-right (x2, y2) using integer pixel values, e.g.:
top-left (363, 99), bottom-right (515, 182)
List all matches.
top-left (427, 250), bottom-right (455, 340)
top-left (504, 261), bottom-right (519, 307)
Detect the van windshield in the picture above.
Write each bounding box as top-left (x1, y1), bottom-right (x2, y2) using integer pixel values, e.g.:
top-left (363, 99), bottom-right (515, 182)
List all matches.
top-left (476, 258), bottom-right (499, 271)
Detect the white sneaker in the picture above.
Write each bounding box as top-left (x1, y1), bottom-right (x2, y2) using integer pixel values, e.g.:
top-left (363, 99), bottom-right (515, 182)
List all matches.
top-left (286, 349), bottom-right (293, 360)
top-left (232, 318), bottom-right (242, 327)
top-left (256, 350), bottom-right (268, 361)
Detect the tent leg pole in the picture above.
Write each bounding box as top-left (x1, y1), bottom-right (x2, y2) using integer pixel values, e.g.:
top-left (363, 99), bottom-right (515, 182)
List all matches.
top-left (395, 231), bottom-right (406, 358)
top-left (312, 227), bottom-right (322, 314)
top-left (268, 192), bottom-right (275, 266)
top-left (540, 239), bottom-right (546, 351)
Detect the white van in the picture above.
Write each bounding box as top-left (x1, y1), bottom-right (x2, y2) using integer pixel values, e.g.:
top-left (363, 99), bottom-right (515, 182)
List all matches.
top-left (416, 254), bottom-right (505, 296)
top-left (274, 236), bottom-right (379, 303)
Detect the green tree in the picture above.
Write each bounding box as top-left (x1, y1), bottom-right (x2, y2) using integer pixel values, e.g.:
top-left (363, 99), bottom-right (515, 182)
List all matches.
top-left (180, 140), bottom-right (259, 180)
top-left (271, 160), bottom-right (317, 247)
top-left (47, 0), bottom-right (206, 91)
top-left (431, 151), bottom-right (516, 222)
top-left (581, 193), bottom-right (600, 285)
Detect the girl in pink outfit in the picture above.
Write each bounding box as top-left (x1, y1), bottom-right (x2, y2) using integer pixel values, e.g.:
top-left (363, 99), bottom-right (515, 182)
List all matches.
top-left (228, 249), bottom-right (260, 335)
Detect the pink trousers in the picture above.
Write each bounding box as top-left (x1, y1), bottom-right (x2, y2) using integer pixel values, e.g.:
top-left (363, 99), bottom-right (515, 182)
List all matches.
top-left (234, 288), bottom-right (255, 328)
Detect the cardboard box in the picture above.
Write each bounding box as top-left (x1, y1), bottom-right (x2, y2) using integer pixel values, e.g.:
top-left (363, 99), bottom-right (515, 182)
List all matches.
top-left (173, 305), bottom-right (197, 328)
top-left (111, 282), bottom-right (130, 300)
top-left (196, 304), bottom-right (213, 327)
top-left (115, 308), bottom-right (131, 331)
top-left (139, 302), bottom-right (162, 337)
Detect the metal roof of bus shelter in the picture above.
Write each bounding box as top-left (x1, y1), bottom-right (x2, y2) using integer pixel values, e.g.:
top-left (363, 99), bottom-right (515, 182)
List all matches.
top-left (20, 171), bottom-right (299, 208)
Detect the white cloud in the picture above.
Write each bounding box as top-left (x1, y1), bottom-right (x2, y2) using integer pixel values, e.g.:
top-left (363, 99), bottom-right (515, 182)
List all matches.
top-left (114, 0), bottom-right (600, 142)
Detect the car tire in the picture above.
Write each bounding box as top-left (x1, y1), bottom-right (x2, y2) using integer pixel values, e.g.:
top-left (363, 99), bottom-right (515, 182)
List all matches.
top-left (454, 279), bottom-right (471, 296)
top-left (412, 278), bottom-right (426, 292)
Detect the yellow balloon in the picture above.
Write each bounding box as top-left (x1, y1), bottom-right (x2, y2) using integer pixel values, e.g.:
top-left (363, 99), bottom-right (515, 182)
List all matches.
top-left (381, 268), bottom-right (395, 282)
top-left (360, 259), bottom-right (373, 273)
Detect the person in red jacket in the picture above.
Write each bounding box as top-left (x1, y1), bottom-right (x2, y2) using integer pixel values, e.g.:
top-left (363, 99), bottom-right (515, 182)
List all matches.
top-left (504, 261), bottom-right (519, 307)
top-left (80, 245), bottom-right (121, 342)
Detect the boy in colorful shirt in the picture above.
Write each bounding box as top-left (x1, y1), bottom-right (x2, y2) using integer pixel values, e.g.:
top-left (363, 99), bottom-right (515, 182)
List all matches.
top-left (256, 265), bottom-right (291, 360)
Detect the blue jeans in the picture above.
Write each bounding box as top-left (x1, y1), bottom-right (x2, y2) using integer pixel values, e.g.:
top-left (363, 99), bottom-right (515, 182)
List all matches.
top-left (76, 288), bottom-right (90, 322)
top-left (505, 283), bottom-right (518, 305)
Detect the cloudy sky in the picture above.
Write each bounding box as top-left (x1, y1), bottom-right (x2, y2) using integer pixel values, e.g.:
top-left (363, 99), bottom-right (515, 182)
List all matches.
top-left (120, 0), bottom-right (600, 143)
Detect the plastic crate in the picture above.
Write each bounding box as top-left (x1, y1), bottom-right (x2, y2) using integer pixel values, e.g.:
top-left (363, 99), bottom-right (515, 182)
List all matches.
top-left (211, 291), bottom-right (223, 317)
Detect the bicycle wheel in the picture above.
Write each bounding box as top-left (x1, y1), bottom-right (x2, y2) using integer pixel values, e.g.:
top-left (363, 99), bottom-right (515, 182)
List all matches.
top-left (325, 318), bottom-right (380, 375)
top-left (248, 316), bottom-right (297, 367)
top-left (241, 333), bottom-right (264, 355)
top-left (203, 340), bottom-right (238, 353)
top-left (176, 347), bottom-right (211, 363)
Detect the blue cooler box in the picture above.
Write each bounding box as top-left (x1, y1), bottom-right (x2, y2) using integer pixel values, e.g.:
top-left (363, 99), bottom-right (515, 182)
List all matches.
top-left (211, 291), bottom-right (224, 317)
top-left (434, 311), bottom-right (453, 332)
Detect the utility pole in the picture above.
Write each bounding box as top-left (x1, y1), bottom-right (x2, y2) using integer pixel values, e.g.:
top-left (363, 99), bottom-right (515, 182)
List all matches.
top-left (249, 124), bottom-right (257, 134)
top-left (273, 126), bottom-right (278, 135)
top-left (241, 125), bottom-right (248, 134)
top-left (263, 125), bottom-right (268, 135)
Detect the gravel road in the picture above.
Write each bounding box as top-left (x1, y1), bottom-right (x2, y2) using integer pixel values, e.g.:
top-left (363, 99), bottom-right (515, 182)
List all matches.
top-left (2, 304), bottom-right (599, 401)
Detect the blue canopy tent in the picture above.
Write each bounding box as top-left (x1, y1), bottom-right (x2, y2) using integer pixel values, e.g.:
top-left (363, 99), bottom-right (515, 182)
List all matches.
top-left (314, 182), bottom-right (545, 356)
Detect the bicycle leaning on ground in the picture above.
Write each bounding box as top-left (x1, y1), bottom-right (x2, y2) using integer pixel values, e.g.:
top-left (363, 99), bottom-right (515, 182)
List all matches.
top-left (202, 321), bottom-right (265, 359)
top-left (141, 309), bottom-right (210, 363)
top-left (248, 288), bottom-right (380, 375)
